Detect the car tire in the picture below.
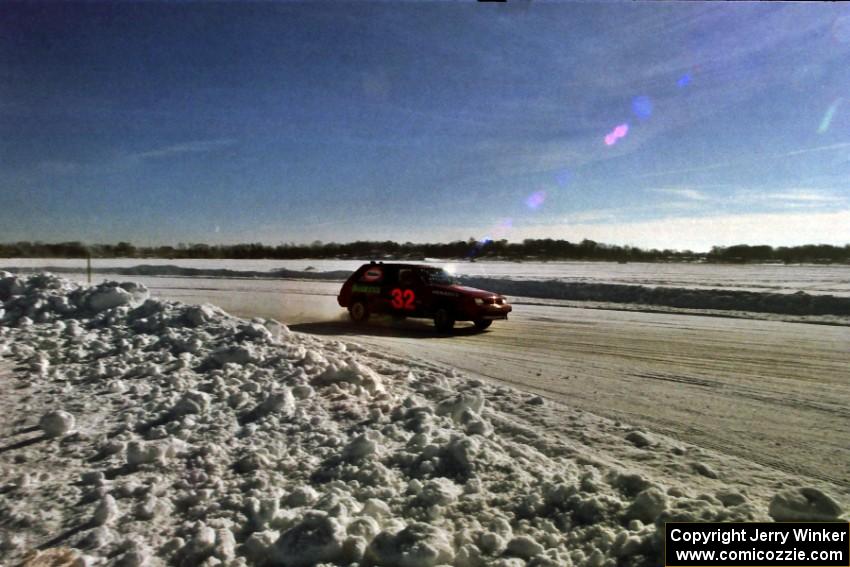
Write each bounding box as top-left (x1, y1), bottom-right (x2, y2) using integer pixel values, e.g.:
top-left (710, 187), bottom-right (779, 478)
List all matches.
top-left (433, 308), bottom-right (455, 333)
top-left (349, 300), bottom-right (369, 323)
top-left (473, 319), bottom-right (492, 330)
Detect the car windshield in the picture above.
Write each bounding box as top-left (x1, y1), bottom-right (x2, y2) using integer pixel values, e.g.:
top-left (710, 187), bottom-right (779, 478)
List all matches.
top-left (422, 268), bottom-right (453, 285)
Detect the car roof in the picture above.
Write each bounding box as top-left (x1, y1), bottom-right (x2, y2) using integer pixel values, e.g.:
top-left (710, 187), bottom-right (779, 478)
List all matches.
top-left (360, 262), bottom-right (440, 270)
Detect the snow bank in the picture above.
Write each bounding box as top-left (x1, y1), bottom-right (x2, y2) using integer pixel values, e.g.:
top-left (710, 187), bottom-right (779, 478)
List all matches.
top-left (459, 277), bottom-right (850, 317)
top-left (0, 272), bottom-right (845, 566)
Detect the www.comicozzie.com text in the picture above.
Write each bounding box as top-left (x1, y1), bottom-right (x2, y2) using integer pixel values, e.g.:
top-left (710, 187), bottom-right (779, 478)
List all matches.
top-left (669, 526), bottom-right (848, 546)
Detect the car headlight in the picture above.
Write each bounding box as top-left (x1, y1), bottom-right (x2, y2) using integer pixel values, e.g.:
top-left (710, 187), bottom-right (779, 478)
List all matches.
top-left (474, 298), bottom-right (484, 305)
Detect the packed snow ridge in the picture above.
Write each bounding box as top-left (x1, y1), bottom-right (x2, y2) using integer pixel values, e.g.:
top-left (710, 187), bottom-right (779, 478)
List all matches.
top-left (0, 273), bottom-right (845, 567)
top-left (458, 278), bottom-right (850, 317)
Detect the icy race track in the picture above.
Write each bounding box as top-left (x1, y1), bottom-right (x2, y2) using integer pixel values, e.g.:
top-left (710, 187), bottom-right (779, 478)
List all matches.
top-left (81, 274), bottom-right (850, 490)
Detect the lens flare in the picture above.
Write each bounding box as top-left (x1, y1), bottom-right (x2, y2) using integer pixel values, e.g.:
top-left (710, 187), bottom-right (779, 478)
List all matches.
top-left (525, 190), bottom-right (546, 209)
top-left (818, 99), bottom-right (842, 134)
top-left (604, 123), bottom-right (629, 146)
top-left (677, 73), bottom-right (691, 88)
top-left (632, 95), bottom-right (653, 119)
top-left (466, 217), bottom-right (514, 260)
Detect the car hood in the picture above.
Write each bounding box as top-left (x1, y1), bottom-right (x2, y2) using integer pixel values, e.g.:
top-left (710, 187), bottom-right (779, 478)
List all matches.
top-left (434, 284), bottom-right (498, 298)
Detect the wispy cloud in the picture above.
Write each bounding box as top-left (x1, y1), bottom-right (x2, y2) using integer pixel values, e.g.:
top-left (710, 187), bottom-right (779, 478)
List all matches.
top-left (511, 209), bottom-right (850, 252)
top-left (515, 187), bottom-right (847, 247)
top-left (778, 142), bottom-right (850, 159)
top-left (728, 189), bottom-right (846, 206)
top-left (28, 139), bottom-right (240, 179)
top-left (648, 186), bottom-right (846, 208)
top-left (132, 139), bottom-right (237, 160)
top-left (651, 188), bottom-right (709, 201)
top-left (533, 201), bottom-right (709, 227)
top-left (764, 191), bottom-right (844, 203)
top-left (37, 161), bottom-right (84, 175)
top-left (634, 142), bottom-right (850, 181)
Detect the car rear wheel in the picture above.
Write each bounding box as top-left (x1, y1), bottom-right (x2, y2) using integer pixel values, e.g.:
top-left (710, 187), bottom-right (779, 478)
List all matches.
top-left (349, 300), bottom-right (369, 323)
top-left (433, 308), bottom-right (455, 333)
top-left (473, 319), bottom-right (492, 330)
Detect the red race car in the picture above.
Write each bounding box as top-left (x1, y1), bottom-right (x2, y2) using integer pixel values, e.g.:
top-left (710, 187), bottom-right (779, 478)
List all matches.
top-left (337, 262), bottom-right (511, 332)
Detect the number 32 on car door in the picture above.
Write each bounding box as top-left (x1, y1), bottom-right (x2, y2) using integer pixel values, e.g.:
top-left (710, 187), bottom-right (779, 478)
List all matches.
top-left (391, 288), bottom-right (415, 310)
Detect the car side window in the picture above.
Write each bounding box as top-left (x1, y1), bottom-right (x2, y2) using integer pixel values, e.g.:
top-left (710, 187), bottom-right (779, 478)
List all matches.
top-left (398, 269), bottom-right (415, 287)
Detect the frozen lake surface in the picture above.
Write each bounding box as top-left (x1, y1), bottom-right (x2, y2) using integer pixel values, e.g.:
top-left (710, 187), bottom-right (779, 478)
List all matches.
top-left (3, 257), bottom-right (850, 296)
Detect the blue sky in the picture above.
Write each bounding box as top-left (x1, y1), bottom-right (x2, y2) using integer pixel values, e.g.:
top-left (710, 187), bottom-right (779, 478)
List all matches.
top-left (1, 2), bottom-right (849, 251)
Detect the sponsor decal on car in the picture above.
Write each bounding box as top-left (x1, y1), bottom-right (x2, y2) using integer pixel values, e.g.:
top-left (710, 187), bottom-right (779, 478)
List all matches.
top-left (360, 267), bottom-right (383, 282)
top-left (432, 290), bottom-right (459, 297)
top-left (352, 284), bottom-right (381, 294)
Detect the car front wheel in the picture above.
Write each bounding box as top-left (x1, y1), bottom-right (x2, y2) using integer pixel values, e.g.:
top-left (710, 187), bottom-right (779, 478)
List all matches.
top-left (349, 300), bottom-right (369, 323)
top-left (433, 308), bottom-right (455, 333)
top-left (473, 319), bottom-right (492, 330)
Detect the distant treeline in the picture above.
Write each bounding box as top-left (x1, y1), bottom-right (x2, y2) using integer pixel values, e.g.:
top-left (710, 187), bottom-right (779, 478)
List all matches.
top-left (1, 239), bottom-right (849, 264)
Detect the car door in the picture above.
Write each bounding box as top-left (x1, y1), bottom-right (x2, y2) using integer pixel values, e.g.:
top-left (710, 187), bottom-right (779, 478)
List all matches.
top-left (350, 264), bottom-right (387, 311)
top-left (413, 268), bottom-right (439, 316)
top-left (392, 268), bottom-right (424, 316)
top-left (372, 265), bottom-right (398, 314)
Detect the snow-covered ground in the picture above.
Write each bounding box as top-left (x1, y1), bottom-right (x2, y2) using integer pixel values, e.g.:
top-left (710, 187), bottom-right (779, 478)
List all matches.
top-left (4, 258), bottom-right (850, 296)
top-left (2, 273), bottom-right (845, 566)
